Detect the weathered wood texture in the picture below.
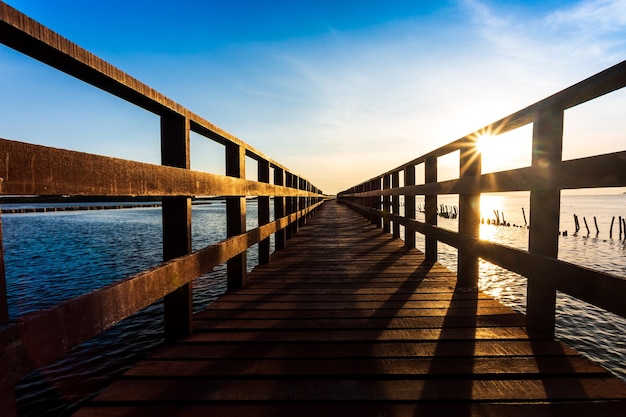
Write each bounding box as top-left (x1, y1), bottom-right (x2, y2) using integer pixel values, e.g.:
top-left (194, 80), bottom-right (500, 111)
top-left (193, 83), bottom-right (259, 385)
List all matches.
top-left (73, 200), bottom-right (626, 417)
top-left (0, 138), bottom-right (319, 198)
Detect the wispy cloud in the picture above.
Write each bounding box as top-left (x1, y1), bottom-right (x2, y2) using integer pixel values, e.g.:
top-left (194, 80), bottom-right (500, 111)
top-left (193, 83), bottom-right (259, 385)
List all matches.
top-left (545, 0), bottom-right (626, 31)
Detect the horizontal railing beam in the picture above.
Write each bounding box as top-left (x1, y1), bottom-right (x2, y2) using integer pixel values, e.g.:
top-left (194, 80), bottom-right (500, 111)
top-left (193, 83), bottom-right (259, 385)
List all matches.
top-left (342, 151), bottom-right (626, 198)
top-left (0, 138), bottom-right (319, 198)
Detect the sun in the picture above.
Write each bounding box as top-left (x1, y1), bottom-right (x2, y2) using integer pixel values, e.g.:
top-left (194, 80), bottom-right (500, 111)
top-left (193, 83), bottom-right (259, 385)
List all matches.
top-left (475, 133), bottom-right (498, 155)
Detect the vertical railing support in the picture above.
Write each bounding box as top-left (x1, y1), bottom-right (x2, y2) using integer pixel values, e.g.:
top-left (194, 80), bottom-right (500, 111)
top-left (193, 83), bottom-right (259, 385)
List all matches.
top-left (527, 107), bottom-right (563, 339)
top-left (226, 143), bottom-right (247, 289)
top-left (285, 172), bottom-right (293, 240)
top-left (258, 159), bottom-right (271, 265)
top-left (274, 167), bottom-right (286, 251)
top-left (286, 173), bottom-right (297, 238)
top-left (458, 144), bottom-right (481, 288)
top-left (0, 218), bottom-right (8, 325)
top-left (373, 178), bottom-right (382, 227)
top-left (298, 178), bottom-right (306, 227)
top-left (161, 112), bottom-right (192, 340)
top-left (404, 165), bottom-right (416, 248)
top-left (425, 157), bottom-right (438, 261)
top-left (383, 175), bottom-right (391, 234)
top-left (392, 171), bottom-right (400, 239)
top-left (0, 209), bottom-right (17, 417)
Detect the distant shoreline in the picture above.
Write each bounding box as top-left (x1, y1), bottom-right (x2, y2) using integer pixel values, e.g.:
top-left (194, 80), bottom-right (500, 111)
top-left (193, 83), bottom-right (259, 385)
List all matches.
top-left (0, 203), bottom-right (162, 214)
top-left (0, 196), bottom-right (223, 214)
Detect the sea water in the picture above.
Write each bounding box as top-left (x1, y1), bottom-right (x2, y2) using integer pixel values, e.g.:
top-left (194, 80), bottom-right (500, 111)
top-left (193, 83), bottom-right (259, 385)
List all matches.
top-left (2, 194), bottom-right (625, 415)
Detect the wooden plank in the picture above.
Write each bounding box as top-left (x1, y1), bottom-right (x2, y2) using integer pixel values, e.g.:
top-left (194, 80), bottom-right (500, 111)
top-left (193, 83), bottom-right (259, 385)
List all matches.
top-left (125, 356), bottom-right (610, 377)
top-left (204, 299), bottom-right (509, 310)
top-left (206, 291), bottom-right (494, 300)
top-left (196, 308), bottom-right (518, 320)
top-left (72, 402), bottom-right (626, 417)
top-left (149, 340), bottom-right (582, 360)
top-left (90, 377), bottom-right (626, 402)
top-left (192, 315), bottom-right (526, 330)
top-left (183, 327), bottom-right (532, 343)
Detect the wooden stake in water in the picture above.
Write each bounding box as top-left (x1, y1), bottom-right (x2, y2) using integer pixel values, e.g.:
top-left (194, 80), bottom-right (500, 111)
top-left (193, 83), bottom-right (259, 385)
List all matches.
top-left (610, 216), bottom-right (615, 238)
top-left (593, 216), bottom-right (599, 235)
top-left (583, 217), bottom-right (590, 235)
top-left (522, 207), bottom-right (527, 226)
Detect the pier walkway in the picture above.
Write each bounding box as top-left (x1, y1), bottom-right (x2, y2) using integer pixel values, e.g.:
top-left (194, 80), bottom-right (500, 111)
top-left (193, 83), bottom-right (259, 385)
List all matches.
top-left (2, 4), bottom-right (626, 415)
top-left (73, 200), bottom-right (626, 417)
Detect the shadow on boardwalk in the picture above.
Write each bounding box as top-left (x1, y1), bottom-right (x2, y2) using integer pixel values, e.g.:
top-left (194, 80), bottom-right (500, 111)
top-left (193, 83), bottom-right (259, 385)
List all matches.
top-left (72, 200), bottom-right (626, 417)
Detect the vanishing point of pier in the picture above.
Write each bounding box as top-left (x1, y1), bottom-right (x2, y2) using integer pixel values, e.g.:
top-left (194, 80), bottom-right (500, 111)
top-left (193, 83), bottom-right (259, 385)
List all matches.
top-left (1, 2), bottom-right (626, 416)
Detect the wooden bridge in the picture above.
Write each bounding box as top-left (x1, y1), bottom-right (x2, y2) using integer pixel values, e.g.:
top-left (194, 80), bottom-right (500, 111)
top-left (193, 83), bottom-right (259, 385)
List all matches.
top-left (1, 3), bottom-right (626, 416)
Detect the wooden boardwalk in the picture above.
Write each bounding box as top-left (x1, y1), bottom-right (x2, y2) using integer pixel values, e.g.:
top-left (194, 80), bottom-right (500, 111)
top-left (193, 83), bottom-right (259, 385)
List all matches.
top-left (73, 200), bottom-right (626, 417)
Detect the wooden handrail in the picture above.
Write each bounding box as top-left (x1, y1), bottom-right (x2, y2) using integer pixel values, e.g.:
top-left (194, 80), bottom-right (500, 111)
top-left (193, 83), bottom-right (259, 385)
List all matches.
top-left (338, 58), bottom-right (626, 341)
top-left (0, 3), bottom-right (324, 415)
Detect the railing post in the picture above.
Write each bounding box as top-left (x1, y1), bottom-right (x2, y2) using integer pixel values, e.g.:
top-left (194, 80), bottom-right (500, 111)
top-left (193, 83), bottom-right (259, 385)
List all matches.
top-left (361, 184), bottom-right (367, 217)
top-left (404, 165), bottom-right (416, 248)
top-left (0, 218), bottom-right (7, 325)
top-left (527, 107), bottom-right (563, 339)
top-left (226, 143), bottom-right (247, 289)
top-left (0, 209), bottom-right (17, 417)
top-left (274, 167), bottom-right (286, 251)
top-left (372, 178), bottom-right (382, 227)
top-left (258, 159), bottom-right (271, 265)
top-left (425, 157), bottom-right (438, 261)
top-left (285, 172), bottom-right (292, 240)
top-left (383, 175), bottom-right (391, 234)
top-left (299, 178), bottom-right (306, 227)
top-left (458, 144), bottom-right (481, 288)
top-left (161, 112), bottom-right (192, 340)
top-left (392, 171), bottom-right (400, 239)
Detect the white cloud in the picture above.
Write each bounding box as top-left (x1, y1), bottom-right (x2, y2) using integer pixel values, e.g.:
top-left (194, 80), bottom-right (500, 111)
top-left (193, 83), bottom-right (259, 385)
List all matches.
top-left (545, 0), bottom-right (626, 31)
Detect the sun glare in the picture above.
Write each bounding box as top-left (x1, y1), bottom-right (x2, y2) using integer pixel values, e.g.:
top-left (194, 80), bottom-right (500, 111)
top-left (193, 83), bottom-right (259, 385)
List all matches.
top-left (475, 133), bottom-right (497, 156)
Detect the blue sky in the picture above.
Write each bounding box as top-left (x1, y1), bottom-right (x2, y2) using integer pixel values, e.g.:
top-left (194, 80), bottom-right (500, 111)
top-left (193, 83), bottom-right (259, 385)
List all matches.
top-left (1, 0), bottom-right (625, 194)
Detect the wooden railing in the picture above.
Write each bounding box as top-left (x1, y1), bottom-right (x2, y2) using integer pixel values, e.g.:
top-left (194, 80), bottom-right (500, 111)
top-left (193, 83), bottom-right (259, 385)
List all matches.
top-left (339, 59), bottom-right (626, 339)
top-left (0, 3), bottom-right (323, 415)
